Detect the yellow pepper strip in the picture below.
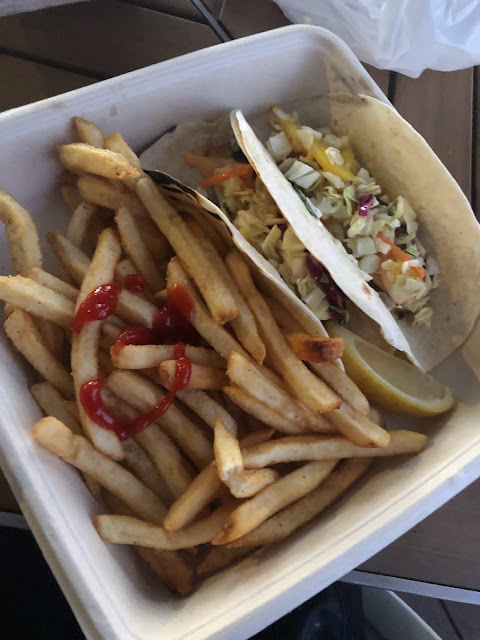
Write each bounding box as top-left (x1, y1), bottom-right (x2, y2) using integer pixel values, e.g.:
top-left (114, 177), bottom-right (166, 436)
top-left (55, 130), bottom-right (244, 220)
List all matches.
top-left (270, 105), bottom-right (357, 182)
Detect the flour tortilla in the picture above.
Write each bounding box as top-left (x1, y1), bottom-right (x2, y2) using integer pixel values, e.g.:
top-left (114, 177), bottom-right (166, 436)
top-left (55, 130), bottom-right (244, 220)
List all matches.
top-left (231, 97), bottom-right (480, 371)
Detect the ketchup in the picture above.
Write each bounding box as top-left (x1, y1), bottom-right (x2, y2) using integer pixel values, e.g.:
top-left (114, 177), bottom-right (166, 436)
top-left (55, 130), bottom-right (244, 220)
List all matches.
top-left (111, 283), bottom-right (197, 354)
top-left (72, 282), bottom-right (121, 333)
top-left (80, 343), bottom-right (191, 440)
top-left (124, 273), bottom-right (145, 293)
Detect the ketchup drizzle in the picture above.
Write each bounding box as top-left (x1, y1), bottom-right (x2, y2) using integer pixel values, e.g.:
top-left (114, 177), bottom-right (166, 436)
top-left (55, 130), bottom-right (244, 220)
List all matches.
top-left (124, 273), bottom-right (145, 293)
top-left (72, 282), bottom-right (121, 333)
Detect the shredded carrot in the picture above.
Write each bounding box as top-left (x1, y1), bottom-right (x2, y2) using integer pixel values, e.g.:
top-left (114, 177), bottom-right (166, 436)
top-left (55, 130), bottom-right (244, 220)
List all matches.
top-left (200, 165), bottom-right (253, 189)
top-left (376, 232), bottom-right (425, 279)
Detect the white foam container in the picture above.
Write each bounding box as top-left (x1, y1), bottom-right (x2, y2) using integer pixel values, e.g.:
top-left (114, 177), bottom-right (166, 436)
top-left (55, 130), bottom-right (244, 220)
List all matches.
top-left (0, 25), bottom-right (479, 640)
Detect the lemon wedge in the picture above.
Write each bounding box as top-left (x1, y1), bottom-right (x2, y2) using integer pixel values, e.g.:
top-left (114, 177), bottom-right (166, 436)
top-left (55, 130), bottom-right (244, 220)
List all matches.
top-left (328, 324), bottom-right (455, 416)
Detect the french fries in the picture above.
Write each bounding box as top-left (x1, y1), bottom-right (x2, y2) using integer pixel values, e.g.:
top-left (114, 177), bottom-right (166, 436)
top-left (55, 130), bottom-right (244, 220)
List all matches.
top-left (159, 360), bottom-right (228, 390)
top-left (0, 189), bottom-right (43, 276)
top-left (225, 250), bottom-right (340, 413)
top-left (242, 431), bottom-right (427, 467)
top-left (112, 344), bottom-right (225, 370)
top-left (213, 460), bottom-right (338, 544)
top-left (0, 116), bottom-right (432, 597)
top-left (5, 308), bottom-right (73, 398)
top-left (59, 143), bottom-right (140, 180)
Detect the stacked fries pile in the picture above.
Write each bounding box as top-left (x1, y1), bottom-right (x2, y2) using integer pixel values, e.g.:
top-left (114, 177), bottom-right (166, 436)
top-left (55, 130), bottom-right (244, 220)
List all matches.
top-left (0, 117), bottom-right (427, 596)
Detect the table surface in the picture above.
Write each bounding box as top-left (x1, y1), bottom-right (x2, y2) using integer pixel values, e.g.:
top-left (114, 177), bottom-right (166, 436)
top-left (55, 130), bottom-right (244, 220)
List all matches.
top-left (0, 0), bottom-right (479, 598)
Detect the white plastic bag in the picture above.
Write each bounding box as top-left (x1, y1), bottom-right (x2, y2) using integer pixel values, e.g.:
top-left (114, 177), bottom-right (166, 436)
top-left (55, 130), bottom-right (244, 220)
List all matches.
top-left (274, 0), bottom-right (480, 77)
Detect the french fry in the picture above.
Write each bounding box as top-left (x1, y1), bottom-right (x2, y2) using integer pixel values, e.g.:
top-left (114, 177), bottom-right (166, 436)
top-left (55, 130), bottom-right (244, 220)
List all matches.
top-left (71, 228), bottom-right (123, 460)
top-left (103, 491), bottom-right (194, 597)
top-left (0, 189), bottom-right (42, 276)
top-left (95, 502), bottom-right (236, 550)
top-left (368, 405), bottom-right (383, 426)
top-left (59, 143), bottom-right (140, 180)
top-left (227, 459), bottom-right (372, 547)
top-left (100, 387), bottom-right (194, 501)
top-left (104, 132), bottom-right (142, 171)
top-left (310, 362), bottom-right (370, 416)
top-left (163, 464), bottom-right (221, 532)
top-left (33, 417), bottom-right (166, 524)
top-left (121, 438), bottom-right (172, 504)
top-left (34, 316), bottom-right (66, 362)
top-left (115, 205), bottom-right (166, 292)
top-left (61, 184), bottom-right (82, 211)
top-left (74, 117), bottom-right (104, 148)
top-left (286, 333), bottom-right (344, 363)
top-left (66, 201), bottom-right (97, 250)
top-left (264, 290), bottom-right (326, 338)
top-left (224, 384), bottom-right (315, 436)
top-left (31, 383), bottom-right (101, 498)
top-left (226, 352), bottom-right (336, 434)
top-left (77, 175), bottom-right (147, 217)
top-left (197, 546), bottom-right (255, 577)
top-left (63, 399), bottom-right (80, 422)
top-left (226, 468), bottom-right (280, 499)
top-left (5, 308), bottom-right (73, 397)
top-left (225, 250), bottom-right (340, 413)
top-left (106, 370), bottom-right (213, 470)
top-left (213, 460), bottom-right (338, 544)
top-left (138, 218), bottom-right (172, 260)
top-left (100, 323), bottom-right (122, 349)
top-left (159, 360), bottom-right (228, 391)
top-left (167, 258), bottom-right (249, 361)
top-left (112, 344), bottom-right (225, 370)
top-left (185, 217), bottom-right (266, 363)
top-left (326, 403), bottom-right (391, 448)
top-left (175, 388), bottom-right (237, 435)
top-left (0, 276), bottom-right (74, 327)
top-left (29, 268), bottom-right (79, 302)
top-left (214, 417), bottom-right (243, 481)
top-left (242, 431), bottom-right (427, 467)
top-left (137, 177), bottom-right (238, 323)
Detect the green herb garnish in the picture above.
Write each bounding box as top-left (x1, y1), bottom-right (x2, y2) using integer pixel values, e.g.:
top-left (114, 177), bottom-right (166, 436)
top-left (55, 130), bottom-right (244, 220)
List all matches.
top-left (231, 139), bottom-right (241, 154)
top-left (387, 199), bottom-right (398, 216)
top-left (385, 224), bottom-right (393, 231)
top-left (404, 249), bottom-right (416, 258)
top-left (293, 185), bottom-right (320, 219)
top-left (223, 203), bottom-right (234, 220)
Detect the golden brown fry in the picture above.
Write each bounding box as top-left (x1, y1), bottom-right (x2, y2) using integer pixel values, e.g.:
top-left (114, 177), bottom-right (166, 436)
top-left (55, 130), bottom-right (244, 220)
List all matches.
top-left (101, 388), bottom-right (193, 501)
top-left (115, 205), bottom-right (166, 292)
top-left (175, 387), bottom-right (237, 435)
top-left (197, 546), bottom-right (255, 577)
top-left (61, 184), bottom-right (82, 211)
top-left (224, 384), bottom-right (314, 436)
top-left (213, 460), bottom-right (337, 544)
top-left (159, 360), bottom-right (228, 391)
top-left (137, 177), bottom-right (238, 323)
top-left (5, 308), bottom-right (73, 397)
top-left (95, 502), bottom-right (236, 550)
top-left (326, 403), bottom-right (390, 448)
top-left (74, 117), bottom-right (104, 148)
top-left (63, 399), bottom-right (80, 422)
top-left (225, 250), bottom-right (340, 413)
top-left (226, 352), bottom-right (335, 434)
top-left (226, 468), bottom-right (280, 499)
top-left (112, 344), bottom-right (225, 370)
top-left (310, 362), bottom-right (370, 416)
top-left (106, 370), bottom-right (213, 470)
top-left (121, 438), bottom-right (172, 504)
top-left (104, 132), bottom-right (142, 171)
top-left (71, 228), bottom-right (123, 460)
top-left (29, 268), bottom-right (79, 302)
top-left (163, 464), bottom-right (221, 532)
top-left (242, 430), bottom-right (426, 467)
top-left (77, 175), bottom-right (147, 217)
top-left (0, 189), bottom-right (42, 276)
top-left (33, 417), bottom-right (166, 524)
top-left (59, 143), bottom-right (140, 180)
top-left (31, 383), bottom-right (101, 498)
top-left (0, 276), bottom-right (74, 327)
top-left (214, 417), bottom-right (243, 482)
top-left (185, 217), bottom-right (266, 363)
top-left (368, 405), bottom-right (383, 426)
top-left (138, 217), bottom-right (172, 260)
top-left (227, 459), bottom-right (372, 547)
top-left (66, 201), bottom-right (97, 250)
top-left (286, 333), bottom-right (344, 363)
top-left (167, 257), bottom-right (249, 361)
